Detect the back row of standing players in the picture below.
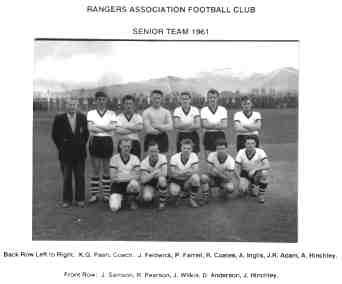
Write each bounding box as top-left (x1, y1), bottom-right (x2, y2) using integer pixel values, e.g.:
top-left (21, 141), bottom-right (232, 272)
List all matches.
top-left (87, 89), bottom-right (270, 211)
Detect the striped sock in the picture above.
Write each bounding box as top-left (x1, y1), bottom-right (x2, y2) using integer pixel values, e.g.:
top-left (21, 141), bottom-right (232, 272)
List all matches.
top-left (90, 176), bottom-right (100, 197)
top-left (259, 182), bottom-right (268, 194)
top-left (190, 186), bottom-right (199, 201)
top-left (102, 175), bottom-right (111, 200)
top-left (201, 184), bottom-right (210, 202)
top-left (158, 185), bottom-right (168, 205)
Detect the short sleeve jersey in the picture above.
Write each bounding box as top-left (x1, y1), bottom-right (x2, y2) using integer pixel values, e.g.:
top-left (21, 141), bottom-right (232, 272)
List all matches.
top-left (233, 111), bottom-right (262, 135)
top-left (235, 148), bottom-right (268, 171)
top-left (116, 112), bottom-right (143, 141)
top-left (207, 152), bottom-right (235, 172)
top-left (141, 154), bottom-right (168, 176)
top-left (173, 106), bottom-right (200, 129)
top-left (110, 153), bottom-right (140, 182)
top-left (200, 106), bottom-right (227, 131)
top-left (170, 152), bottom-right (199, 171)
top-left (87, 109), bottom-right (116, 136)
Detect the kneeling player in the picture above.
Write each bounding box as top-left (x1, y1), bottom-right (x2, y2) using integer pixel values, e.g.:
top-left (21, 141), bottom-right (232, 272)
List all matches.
top-left (235, 136), bottom-right (270, 203)
top-left (140, 141), bottom-right (168, 210)
top-left (169, 139), bottom-right (208, 208)
top-left (109, 138), bottom-right (141, 212)
top-left (206, 139), bottom-right (235, 201)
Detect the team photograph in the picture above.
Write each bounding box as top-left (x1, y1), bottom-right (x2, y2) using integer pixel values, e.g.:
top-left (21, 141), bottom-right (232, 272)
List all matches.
top-left (33, 40), bottom-right (298, 242)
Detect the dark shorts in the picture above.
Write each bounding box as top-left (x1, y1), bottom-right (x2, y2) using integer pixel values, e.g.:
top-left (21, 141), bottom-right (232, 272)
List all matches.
top-left (110, 181), bottom-right (129, 195)
top-left (117, 139), bottom-right (141, 158)
top-left (203, 131), bottom-right (226, 151)
top-left (142, 177), bottom-right (159, 188)
top-left (144, 132), bottom-right (169, 153)
top-left (176, 131), bottom-right (200, 153)
top-left (209, 175), bottom-right (226, 187)
top-left (89, 136), bottom-right (114, 159)
top-left (236, 134), bottom-right (260, 152)
top-left (240, 170), bottom-right (262, 182)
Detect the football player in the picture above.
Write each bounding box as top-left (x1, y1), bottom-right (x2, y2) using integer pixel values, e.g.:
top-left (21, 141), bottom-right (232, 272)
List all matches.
top-left (87, 91), bottom-right (117, 203)
top-left (115, 94), bottom-right (143, 158)
top-left (140, 141), bottom-right (168, 210)
top-left (233, 96), bottom-right (262, 151)
top-left (173, 92), bottom-right (201, 154)
top-left (200, 89), bottom-right (228, 156)
top-left (206, 138), bottom-right (235, 201)
top-left (109, 138), bottom-right (141, 212)
top-left (235, 136), bottom-right (270, 203)
top-left (169, 139), bottom-right (208, 208)
top-left (143, 90), bottom-right (173, 155)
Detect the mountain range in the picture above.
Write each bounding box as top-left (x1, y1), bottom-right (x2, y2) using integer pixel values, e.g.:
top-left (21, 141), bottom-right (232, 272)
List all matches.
top-left (34, 67), bottom-right (298, 97)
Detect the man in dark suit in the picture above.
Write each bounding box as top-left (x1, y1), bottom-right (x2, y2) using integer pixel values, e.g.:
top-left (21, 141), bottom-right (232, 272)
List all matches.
top-left (52, 98), bottom-right (89, 208)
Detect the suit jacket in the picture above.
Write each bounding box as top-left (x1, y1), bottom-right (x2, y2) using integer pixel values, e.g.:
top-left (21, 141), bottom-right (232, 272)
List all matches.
top-left (51, 112), bottom-right (89, 162)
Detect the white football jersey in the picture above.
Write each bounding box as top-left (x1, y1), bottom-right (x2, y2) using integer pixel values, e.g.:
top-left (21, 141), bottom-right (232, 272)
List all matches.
top-left (116, 112), bottom-right (143, 141)
top-left (141, 154), bottom-right (168, 176)
top-left (233, 111), bottom-right (262, 135)
top-left (170, 152), bottom-right (199, 171)
top-left (235, 148), bottom-right (268, 171)
top-left (200, 106), bottom-right (227, 131)
top-left (110, 153), bottom-right (140, 182)
top-left (207, 152), bottom-right (235, 172)
top-left (173, 106), bottom-right (200, 129)
top-left (87, 109), bottom-right (116, 136)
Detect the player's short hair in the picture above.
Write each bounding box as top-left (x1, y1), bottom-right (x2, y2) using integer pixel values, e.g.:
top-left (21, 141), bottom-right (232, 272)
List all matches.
top-left (119, 137), bottom-right (132, 146)
top-left (94, 91), bottom-right (108, 99)
top-left (207, 88), bottom-right (220, 97)
top-left (147, 140), bottom-right (159, 149)
top-left (180, 138), bottom-right (194, 147)
top-left (215, 138), bottom-right (228, 148)
top-left (241, 96), bottom-right (251, 103)
top-left (244, 135), bottom-right (257, 143)
top-left (151, 89), bottom-right (164, 97)
top-left (122, 94), bottom-right (135, 103)
top-left (180, 91), bottom-right (191, 99)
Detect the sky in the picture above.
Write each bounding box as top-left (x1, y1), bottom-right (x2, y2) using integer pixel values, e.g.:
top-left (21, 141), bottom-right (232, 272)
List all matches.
top-left (34, 41), bottom-right (299, 90)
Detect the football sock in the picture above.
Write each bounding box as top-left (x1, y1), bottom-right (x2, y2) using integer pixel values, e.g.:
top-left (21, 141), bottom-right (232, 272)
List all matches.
top-left (190, 186), bottom-right (199, 201)
top-left (102, 175), bottom-right (111, 200)
top-left (158, 185), bottom-right (168, 205)
top-left (201, 183), bottom-right (210, 202)
top-left (259, 182), bottom-right (268, 194)
top-left (90, 176), bottom-right (100, 197)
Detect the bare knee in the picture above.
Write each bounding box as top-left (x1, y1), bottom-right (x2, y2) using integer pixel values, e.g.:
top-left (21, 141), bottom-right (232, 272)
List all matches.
top-left (169, 183), bottom-right (181, 196)
top-left (190, 174), bottom-right (200, 187)
top-left (158, 176), bottom-right (167, 188)
top-left (109, 193), bottom-right (122, 212)
top-left (142, 186), bottom-right (154, 202)
top-left (200, 174), bottom-right (209, 184)
top-left (127, 179), bottom-right (140, 194)
top-left (239, 178), bottom-right (250, 193)
top-left (223, 182), bottom-right (235, 193)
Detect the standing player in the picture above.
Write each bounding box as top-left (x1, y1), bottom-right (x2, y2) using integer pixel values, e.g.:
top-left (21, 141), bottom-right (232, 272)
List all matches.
top-left (142, 90), bottom-right (173, 155)
top-left (233, 96), bottom-right (262, 151)
top-left (109, 138), bottom-right (141, 212)
top-left (140, 141), bottom-right (168, 210)
top-left (235, 136), bottom-right (270, 203)
top-left (173, 92), bottom-right (201, 153)
top-left (206, 138), bottom-right (235, 201)
top-left (115, 94), bottom-right (143, 158)
top-left (200, 89), bottom-right (228, 156)
top-left (87, 91), bottom-right (117, 203)
top-left (169, 139), bottom-right (208, 208)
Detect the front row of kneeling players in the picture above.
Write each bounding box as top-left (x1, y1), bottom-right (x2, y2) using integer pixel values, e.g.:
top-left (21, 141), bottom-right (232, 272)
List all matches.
top-left (107, 135), bottom-right (270, 212)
